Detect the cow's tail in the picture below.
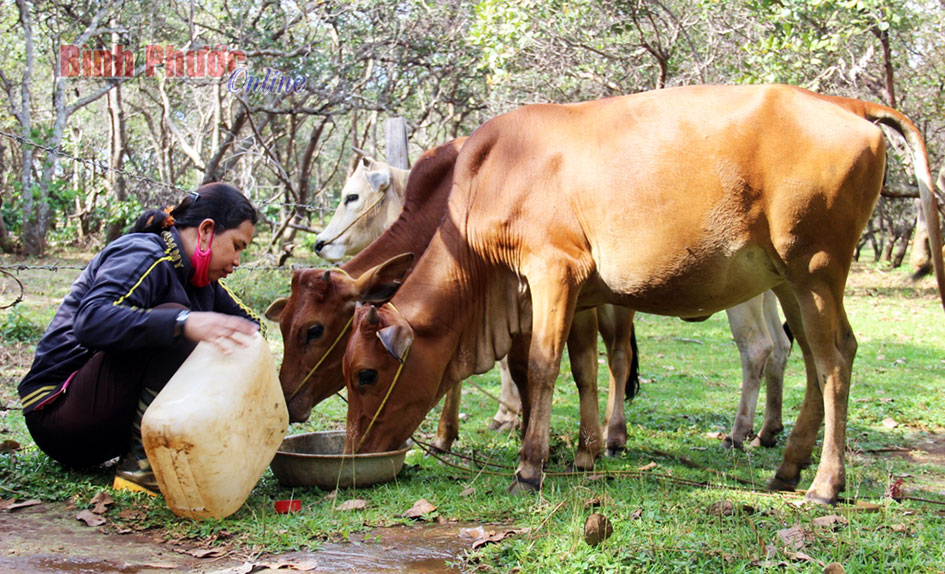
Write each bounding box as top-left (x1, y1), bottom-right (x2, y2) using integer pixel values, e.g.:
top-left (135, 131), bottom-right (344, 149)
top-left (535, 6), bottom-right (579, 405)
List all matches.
top-left (827, 96), bottom-right (945, 312)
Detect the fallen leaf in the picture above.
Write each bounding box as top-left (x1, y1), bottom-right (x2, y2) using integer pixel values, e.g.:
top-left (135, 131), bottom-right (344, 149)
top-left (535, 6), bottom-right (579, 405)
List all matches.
top-left (402, 499), bottom-right (437, 519)
top-left (90, 491), bottom-right (114, 514)
top-left (880, 523), bottom-right (911, 534)
top-left (258, 556), bottom-right (320, 571)
top-left (336, 498), bottom-right (368, 511)
top-left (76, 509), bottom-right (107, 527)
top-left (174, 547), bottom-right (226, 559)
top-left (207, 563), bottom-right (254, 574)
top-left (786, 551), bottom-right (824, 566)
top-left (707, 500), bottom-right (735, 516)
top-left (460, 487), bottom-right (476, 497)
top-left (472, 530), bottom-right (520, 550)
top-left (637, 462), bottom-right (658, 472)
top-left (777, 524), bottom-right (807, 550)
top-left (135, 562), bottom-right (178, 570)
top-left (583, 513), bottom-right (614, 546)
top-left (706, 431), bottom-right (726, 440)
top-left (811, 514), bottom-right (849, 530)
top-left (2, 499), bottom-right (42, 512)
top-left (882, 418), bottom-right (899, 429)
top-left (460, 526), bottom-right (486, 539)
top-left (630, 508), bottom-right (643, 520)
top-left (117, 509), bottom-right (147, 521)
top-left (885, 478), bottom-right (905, 501)
top-left (0, 439), bottom-right (21, 452)
top-left (823, 562), bottom-right (846, 574)
top-left (584, 496), bottom-right (608, 508)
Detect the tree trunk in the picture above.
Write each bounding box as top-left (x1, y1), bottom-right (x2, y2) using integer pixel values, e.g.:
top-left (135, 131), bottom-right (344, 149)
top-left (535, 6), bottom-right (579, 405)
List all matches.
top-left (105, 81), bottom-right (128, 241)
top-left (909, 198), bottom-right (931, 271)
top-left (892, 220), bottom-right (914, 268)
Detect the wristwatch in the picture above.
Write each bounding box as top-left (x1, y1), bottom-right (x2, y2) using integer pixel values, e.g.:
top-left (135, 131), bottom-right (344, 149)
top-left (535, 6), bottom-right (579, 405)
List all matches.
top-left (173, 309), bottom-right (190, 339)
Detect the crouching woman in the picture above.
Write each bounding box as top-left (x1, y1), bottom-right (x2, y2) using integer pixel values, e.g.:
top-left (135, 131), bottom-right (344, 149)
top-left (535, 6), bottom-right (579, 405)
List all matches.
top-left (17, 182), bottom-right (263, 490)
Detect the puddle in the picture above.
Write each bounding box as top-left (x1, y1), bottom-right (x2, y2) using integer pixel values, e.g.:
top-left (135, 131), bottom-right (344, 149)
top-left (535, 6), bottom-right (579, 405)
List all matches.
top-left (300, 524), bottom-right (468, 573)
top-left (0, 503), bottom-right (474, 574)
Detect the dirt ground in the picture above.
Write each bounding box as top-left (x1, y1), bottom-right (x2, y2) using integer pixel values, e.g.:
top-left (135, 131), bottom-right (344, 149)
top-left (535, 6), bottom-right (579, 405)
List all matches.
top-left (0, 501), bottom-right (469, 574)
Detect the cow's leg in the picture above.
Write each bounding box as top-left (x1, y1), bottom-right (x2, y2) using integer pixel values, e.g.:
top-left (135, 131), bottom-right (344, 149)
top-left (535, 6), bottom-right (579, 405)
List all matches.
top-left (598, 304), bottom-right (633, 455)
top-left (510, 277), bottom-right (578, 494)
top-left (754, 289), bottom-right (790, 447)
top-left (769, 281), bottom-right (854, 504)
top-left (506, 333), bottom-right (532, 437)
top-left (432, 383), bottom-right (462, 452)
top-left (566, 308), bottom-right (603, 471)
top-left (489, 357), bottom-right (523, 431)
top-left (723, 294), bottom-right (771, 450)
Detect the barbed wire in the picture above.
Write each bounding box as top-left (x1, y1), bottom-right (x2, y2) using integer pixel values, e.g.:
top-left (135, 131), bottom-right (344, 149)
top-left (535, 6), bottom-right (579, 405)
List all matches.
top-left (0, 262), bottom-right (320, 273)
top-left (0, 268), bottom-right (24, 310)
top-left (0, 130), bottom-right (191, 197)
top-left (0, 130), bottom-right (337, 218)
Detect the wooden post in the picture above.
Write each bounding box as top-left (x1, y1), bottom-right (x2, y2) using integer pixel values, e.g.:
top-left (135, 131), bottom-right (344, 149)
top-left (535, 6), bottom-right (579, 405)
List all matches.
top-left (385, 117), bottom-right (409, 169)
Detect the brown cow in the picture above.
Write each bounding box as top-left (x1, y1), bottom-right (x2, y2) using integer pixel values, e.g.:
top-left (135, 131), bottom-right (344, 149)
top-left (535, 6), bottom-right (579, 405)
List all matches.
top-left (341, 84), bottom-right (945, 505)
top-left (266, 138), bottom-right (633, 468)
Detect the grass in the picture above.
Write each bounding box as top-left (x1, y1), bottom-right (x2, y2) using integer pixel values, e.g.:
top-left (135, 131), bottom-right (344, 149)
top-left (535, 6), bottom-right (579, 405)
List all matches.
top-left (2, 243), bottom-right (945, 572)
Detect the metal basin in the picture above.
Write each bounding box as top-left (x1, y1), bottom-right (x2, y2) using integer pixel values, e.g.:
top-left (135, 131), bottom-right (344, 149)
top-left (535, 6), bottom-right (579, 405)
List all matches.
top-left (269, 430), bottom-right (412, 490)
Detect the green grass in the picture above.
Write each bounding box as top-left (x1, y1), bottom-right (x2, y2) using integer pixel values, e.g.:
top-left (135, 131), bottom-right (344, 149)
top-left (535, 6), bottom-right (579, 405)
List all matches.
top-left (2, 247), bottom-right (945, 572)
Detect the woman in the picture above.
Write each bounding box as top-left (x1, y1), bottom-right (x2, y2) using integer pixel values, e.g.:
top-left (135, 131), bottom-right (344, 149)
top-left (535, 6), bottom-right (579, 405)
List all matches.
top-left (18, 182), bottom-right (263, 490)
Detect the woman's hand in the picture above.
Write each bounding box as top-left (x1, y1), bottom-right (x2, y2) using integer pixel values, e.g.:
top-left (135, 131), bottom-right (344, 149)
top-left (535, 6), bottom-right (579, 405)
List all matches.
top-left (183, 311), bottom-right (259, 354)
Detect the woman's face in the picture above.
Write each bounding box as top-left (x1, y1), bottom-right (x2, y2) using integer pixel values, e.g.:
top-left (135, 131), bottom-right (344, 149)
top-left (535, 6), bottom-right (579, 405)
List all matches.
top-left (198, 219), bottom-right (255, 282)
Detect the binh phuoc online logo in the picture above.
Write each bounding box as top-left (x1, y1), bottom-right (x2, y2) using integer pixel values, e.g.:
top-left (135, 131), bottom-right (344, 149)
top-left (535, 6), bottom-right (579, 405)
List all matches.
top-left (59, 44), bottom-right (307, 95)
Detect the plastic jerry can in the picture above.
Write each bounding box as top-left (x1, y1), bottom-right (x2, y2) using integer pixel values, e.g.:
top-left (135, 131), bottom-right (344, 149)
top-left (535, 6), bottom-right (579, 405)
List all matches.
top-left (141, 331), bottom-right (288, 519)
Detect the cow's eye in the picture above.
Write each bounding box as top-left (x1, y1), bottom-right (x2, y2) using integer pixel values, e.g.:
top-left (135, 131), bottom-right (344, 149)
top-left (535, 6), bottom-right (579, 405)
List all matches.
top-left (344, 194), bottom-right (359, 204)
top-left (306, 324), bottom-right (324, 342)
top-left (358, 369), bottom-right (378, 387)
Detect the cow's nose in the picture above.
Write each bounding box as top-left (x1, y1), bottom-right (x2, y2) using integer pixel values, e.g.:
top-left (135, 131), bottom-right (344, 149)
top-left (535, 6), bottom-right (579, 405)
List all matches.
top-left (314, 240), bottom-right (326, 252)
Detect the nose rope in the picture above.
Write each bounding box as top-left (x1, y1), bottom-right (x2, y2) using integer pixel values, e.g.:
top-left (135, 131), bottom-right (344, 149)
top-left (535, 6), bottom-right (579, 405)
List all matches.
top-left (288, 314), bottom-right (354, 401)
top-left (316, 178), bottom-right (389, 248)
top-left (355, 344), bottom-right (410, 454)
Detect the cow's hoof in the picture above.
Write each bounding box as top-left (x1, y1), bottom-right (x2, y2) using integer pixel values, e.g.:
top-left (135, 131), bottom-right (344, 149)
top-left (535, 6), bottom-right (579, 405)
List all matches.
top-left (606, 443), bottom-right (626, 457)
top-left (569, 460), bottom-right (595, 473)
top-left (767, 474), bottom-right (800, 492)
top-left (508, 473), bottom-right (542, 495)
top-left (722, 436), bottom-right (744, 450)
top-left (756, 427), bottom-right (782, 448)
top-left (803, 490), bottom-right (838, 506)
top-left (429, 440), bottom-right (453, 454)
top-left (489, 418), bottom-right (520, 432)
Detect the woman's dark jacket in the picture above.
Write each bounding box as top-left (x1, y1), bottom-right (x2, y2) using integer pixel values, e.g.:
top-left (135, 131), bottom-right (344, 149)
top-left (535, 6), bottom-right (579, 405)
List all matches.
top-left (18, 228), bottom-right (262, 413)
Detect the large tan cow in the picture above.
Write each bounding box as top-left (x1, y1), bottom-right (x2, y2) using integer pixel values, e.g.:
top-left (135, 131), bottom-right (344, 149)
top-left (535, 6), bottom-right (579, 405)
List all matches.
top-left (267, 138), bottom-right (633, 467)
top-left (341, 84), bottom-right (945, 505)
top-left (314, 147), bottom-right (791, 450)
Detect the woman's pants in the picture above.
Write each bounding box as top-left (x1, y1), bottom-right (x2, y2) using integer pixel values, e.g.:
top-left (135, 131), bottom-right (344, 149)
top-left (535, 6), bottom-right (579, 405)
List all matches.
top-left (24, 304), bottom-right (195, 468)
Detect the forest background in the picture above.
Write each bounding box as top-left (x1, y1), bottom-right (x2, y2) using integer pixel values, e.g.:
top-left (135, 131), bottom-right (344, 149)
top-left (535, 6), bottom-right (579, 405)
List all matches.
top-left (1, 0), bottom-right (944, 265)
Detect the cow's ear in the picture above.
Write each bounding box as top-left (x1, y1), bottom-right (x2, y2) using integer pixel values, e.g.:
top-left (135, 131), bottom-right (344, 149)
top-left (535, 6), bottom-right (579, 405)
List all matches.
top-left (377, 324), bottom-right (414, 364)
top-left (265, 297), bottom-right (288, 321)
top-left (355, 253), bottom-right (415, 304)
top-left (366, 167), bottom-right (390, 193)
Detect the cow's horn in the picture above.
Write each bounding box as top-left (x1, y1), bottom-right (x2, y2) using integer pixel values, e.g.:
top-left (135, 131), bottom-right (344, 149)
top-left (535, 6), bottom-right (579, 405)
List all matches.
top-left (365, 305), bottom-right (379, 325)
top-left (321, 270), bottom-right (331, 282)
top-left (351, 146), bottom-right (369, 157)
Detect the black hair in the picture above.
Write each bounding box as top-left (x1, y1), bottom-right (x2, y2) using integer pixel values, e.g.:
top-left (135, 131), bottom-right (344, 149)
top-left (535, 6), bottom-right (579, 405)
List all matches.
top-left (132, 182), bottom-right (258, 234)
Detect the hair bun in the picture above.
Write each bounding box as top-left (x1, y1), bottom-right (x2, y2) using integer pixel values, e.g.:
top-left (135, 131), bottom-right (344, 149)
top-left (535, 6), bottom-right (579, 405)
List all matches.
top-left (132, 208), bottom-right (176, 234)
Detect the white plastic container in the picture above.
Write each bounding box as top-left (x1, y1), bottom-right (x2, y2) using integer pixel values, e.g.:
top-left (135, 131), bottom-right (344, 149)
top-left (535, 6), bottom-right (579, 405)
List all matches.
top-left (142, 331), bottom-right (288, 519)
